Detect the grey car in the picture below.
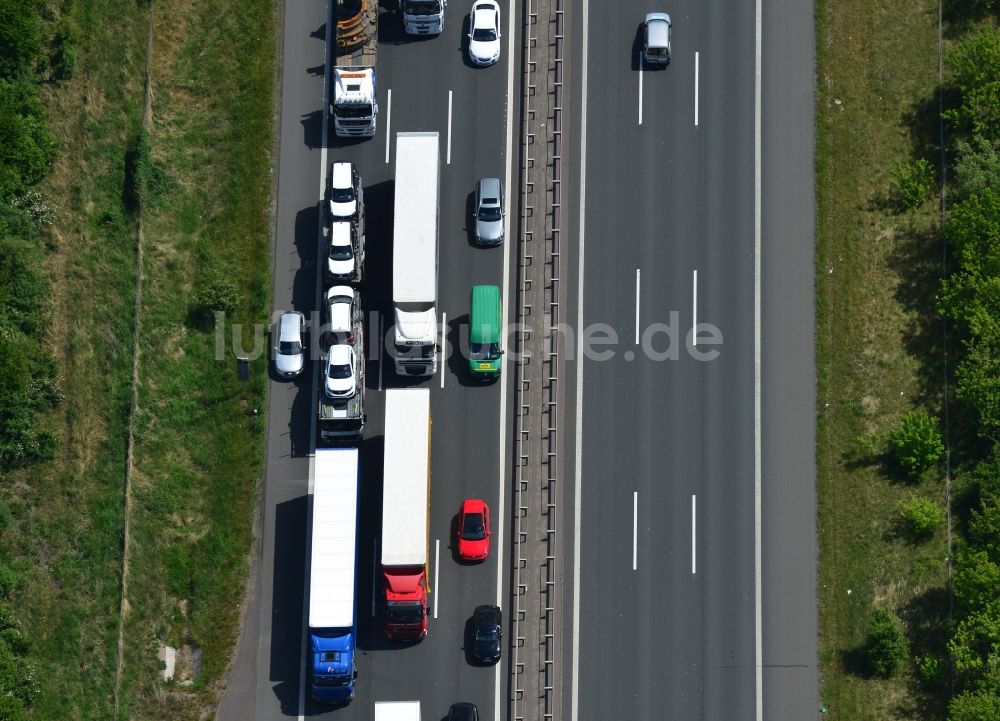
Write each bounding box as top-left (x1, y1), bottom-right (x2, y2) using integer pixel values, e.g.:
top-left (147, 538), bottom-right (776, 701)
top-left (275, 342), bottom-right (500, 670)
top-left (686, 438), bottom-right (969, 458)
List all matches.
top-left (274, 311), bottom-right (306, 378)
top-left (642, 12), bottom-right (671, 66)
top-left (474, 177), bottom-right (504, 246)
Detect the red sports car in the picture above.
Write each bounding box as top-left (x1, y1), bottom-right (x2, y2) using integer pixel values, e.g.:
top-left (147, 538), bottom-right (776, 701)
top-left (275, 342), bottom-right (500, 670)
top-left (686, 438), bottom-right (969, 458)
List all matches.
top-left (456, 499), bottom-right (491, 561)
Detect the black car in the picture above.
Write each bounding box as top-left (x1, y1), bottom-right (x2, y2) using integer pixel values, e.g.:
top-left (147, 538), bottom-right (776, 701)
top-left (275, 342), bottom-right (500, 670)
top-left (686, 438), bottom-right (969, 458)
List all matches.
top-left (448, 702), bottom-right (479, 721)
top-left (471, 604), bottom-right (502, 664)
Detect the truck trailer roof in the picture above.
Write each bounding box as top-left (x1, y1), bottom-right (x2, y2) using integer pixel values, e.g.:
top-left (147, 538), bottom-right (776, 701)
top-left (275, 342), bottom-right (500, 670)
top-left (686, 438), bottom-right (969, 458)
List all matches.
top-left (381, 389), bottom-right (431, 567)
top-left (374, 701), bottom-right (421, 721)
top-left (392, 132), bottom-right (440, 304)
top-left (309, 448), bottom-right (359, 628)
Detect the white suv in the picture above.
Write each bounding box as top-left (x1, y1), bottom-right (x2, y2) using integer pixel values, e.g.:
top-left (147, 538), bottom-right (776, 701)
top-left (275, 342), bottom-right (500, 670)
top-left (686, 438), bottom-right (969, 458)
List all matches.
top-left (327, 161), bottom-right (361, 220)
top-left (324, 286), bottom-right (359, 345)
top-left (324, 344), bottom-right (357, 399)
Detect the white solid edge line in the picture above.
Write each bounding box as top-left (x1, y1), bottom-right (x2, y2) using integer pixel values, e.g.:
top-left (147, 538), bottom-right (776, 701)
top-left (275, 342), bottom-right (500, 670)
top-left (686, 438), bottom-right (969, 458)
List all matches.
top-left (298, 4), bottom-right (333, 716)
top-left (572, 1), bottom-right (589, 720)
top-left (447, 90), bottom-right (453, 165)
top-left (632, 492), bottom-right (638, 571)
top-left (433, 539), bottom-right (440, 619)
top-left (378, 315), bottom-right (384, 392)
top-left (440, 312), bottom-right (447, 389)
top-left (695, 51), bottom-right (700, 127)
top-left (634, 269), bottom-right (641, 345)
top-left (754, 0), bottom-right (764, 717)
top-left (385, 88), bottom-right (392, 164)
top-left (692, 494), bottom-right (697, 574)
top-left (495, 2), bottom-right (517, 719)
top-left (693, 268), bottom-right (698, 346)
top-left (638, 49), bottom-right (643, 125)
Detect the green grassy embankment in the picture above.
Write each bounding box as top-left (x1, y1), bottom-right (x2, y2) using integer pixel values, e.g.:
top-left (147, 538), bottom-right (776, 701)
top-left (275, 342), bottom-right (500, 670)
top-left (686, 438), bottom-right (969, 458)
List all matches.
top-left (816, 0), bottom-right (953, 718)
top-left (11, 1), bottom-right (276, 718)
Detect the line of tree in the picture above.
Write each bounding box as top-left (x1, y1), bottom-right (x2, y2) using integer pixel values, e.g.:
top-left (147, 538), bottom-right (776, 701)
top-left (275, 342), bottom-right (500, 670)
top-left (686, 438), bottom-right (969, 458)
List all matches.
top-left (936, 24), bottom-right (1000, 721)
top-left (0, 1), bottom-right (61, 468)
top-left (0, 0), bottom-right (74, 717)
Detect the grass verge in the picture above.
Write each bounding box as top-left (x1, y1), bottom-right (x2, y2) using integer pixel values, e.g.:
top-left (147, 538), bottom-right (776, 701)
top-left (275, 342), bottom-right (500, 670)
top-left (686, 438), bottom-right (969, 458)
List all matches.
top-left (6, 1), bottom-right (276, 719)
top-left (9, 3), bottom-right (147, 718)
top-left (816, 0), bottom-right (954, 718)
top-left (117, 0), bottom-right (275, 717)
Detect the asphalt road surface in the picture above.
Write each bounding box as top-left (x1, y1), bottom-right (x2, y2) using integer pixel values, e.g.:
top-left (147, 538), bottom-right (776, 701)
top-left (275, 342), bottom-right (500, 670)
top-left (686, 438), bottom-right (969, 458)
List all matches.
top-left (218, 0), bottom-right (817, 719)
top-left (219, 2), bottom-right (519, 720)
top-left (560, 1), bottom-right (817, 721)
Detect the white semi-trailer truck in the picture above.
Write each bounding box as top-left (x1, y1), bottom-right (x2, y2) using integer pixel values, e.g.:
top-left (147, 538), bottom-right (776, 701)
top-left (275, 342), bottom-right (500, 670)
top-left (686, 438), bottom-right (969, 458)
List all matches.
top-left (392, 132), bottom-right (440, 377)
top-left (375, 701), bottom-right (421, 721)
top-left (332, 1), bottom-right (378, 137)
top-left (308, 448), bottom-right (359, 703)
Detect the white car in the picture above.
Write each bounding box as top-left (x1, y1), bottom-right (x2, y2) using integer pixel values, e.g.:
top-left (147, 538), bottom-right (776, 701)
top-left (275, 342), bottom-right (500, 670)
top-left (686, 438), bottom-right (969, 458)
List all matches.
top-left (274, 312), bottom-right (305, 378)
top-left (324, 344), bottom-right (357, 399)
top-left (327, 161), bottom-right (359, 220)
top-left (467, 0), bottom-right (501, 67)
top-left (327, 221), bottom-right (356, 282)
top-left (324, 285), bottom-right (359, 344)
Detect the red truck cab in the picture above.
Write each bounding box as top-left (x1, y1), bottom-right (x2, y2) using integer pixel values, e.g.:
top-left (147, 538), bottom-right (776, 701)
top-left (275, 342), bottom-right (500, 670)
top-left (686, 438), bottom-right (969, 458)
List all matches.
top-left (383, 567), bottom-right (428, 640)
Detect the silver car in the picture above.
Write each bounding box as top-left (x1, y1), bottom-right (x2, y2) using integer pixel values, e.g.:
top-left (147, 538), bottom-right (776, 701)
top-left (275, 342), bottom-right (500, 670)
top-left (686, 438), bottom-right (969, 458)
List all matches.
top-left (274, 311), bottom-right (306, 378)
top-left (642, 12), bottom-right (671, 66)
top-left (474, 177), bottom-right (504, 246)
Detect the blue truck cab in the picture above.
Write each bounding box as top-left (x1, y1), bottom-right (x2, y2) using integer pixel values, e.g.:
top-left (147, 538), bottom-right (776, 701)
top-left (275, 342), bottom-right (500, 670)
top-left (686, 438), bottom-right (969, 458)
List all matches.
top-left (309, 625), bottom-right (356, 703)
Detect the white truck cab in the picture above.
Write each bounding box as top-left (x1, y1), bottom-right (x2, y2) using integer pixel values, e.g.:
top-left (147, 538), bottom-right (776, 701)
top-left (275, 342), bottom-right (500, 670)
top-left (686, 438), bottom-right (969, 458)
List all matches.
top-left (400, 0), bottom-right (447, 35)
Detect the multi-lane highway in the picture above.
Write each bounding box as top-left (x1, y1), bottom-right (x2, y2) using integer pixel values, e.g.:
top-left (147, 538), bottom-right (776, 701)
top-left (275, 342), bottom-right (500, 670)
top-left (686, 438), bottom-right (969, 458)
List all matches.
top-left (565, 1), bottom-right (758, 719)
top-left (560, 2), bottom-right (816, 721)
top-left (219, 1), bottom-right (518, 720)
top-left (218, 0), bottom-right (817, 720)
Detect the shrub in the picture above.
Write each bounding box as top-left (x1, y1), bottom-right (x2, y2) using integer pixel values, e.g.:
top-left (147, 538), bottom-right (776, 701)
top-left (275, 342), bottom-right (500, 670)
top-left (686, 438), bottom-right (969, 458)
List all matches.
top-left (915, 654), bottom-right (944, 685)
top-left (890, 409), bottom-right (944, 479)
top-left (891, 158), bottom-right (936, 210)
top-left (127, 130), bottom-right (172, 210)
top-left (10, 189), bottom-right (53, 227)
top-left (0, 566), bottom-right (16, 599)
top-left (947, 596), bottom-right (1000, 672)
top-left (945, 28), bottom-right (1000, 140)
top-left (195, 278), bottom-right (240, 316)
top-left (954, 137), bottom-right (1000, 202)
top-left (0, 235), bottom-right (49, 336)
top-left (0, 78), bottom-right (57, 198)
top-left (0, 327), bottom-right (59, 469)
top-left (949, 690), bottom-right (1000, 721)
top-left (866, 606), bottom-right (909, 677)
top-left (0, 0), bottom-right (41, 80)
top-left (190, 277), bottom-right (241, 330)
top-left (967, 494), bottom-right (1000, 559)
top-left (0, 200), bottom-right (35, 238)
top-left (954, 550), bottom-right (1000, 614)
top-left (969, 453), bottom-right (1000, 498)
top-left (898, 493), bottom-right (946, 538)
top-left (50, 26), bottom-right (76, 82)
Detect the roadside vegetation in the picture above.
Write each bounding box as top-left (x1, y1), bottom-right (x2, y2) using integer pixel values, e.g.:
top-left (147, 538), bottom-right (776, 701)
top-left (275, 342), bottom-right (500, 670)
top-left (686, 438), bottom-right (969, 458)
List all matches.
top-left (818, 1), bottom-right (1000, 719)
top-left (0, 1), bottom-right (275, 719)
top-left (118, 0), bottom-right (274, 716)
